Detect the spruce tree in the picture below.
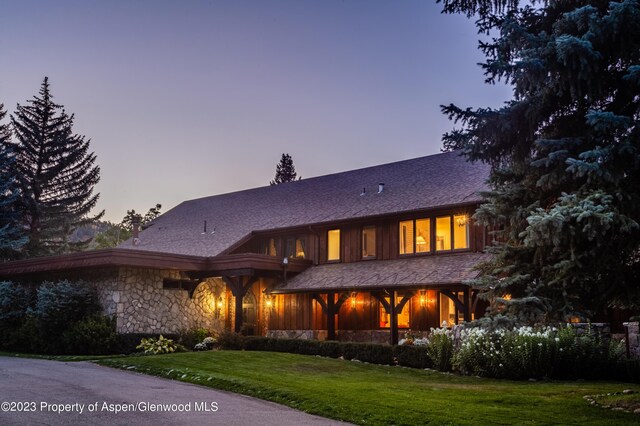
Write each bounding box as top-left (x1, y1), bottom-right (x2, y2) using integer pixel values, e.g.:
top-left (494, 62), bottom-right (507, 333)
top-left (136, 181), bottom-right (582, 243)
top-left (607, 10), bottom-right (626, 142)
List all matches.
top-left (439, 1), bottom-right (640, 323)
top-left (270, 153), bottom-right (300, 185)
top-left (9, 78), bottom-right (103, 256)
top-left (0, 103), bottom-right (26, 259)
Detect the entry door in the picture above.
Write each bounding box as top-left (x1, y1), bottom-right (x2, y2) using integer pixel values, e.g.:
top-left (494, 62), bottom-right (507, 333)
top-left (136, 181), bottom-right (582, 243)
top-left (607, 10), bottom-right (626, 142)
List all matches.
top-left (242, 291), bottom-right (257, 335)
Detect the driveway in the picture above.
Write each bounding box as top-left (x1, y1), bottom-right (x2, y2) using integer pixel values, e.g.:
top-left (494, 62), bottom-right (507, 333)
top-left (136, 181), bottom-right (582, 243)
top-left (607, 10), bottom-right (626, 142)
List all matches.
top-left (0, 357), bottom-right (350, 425)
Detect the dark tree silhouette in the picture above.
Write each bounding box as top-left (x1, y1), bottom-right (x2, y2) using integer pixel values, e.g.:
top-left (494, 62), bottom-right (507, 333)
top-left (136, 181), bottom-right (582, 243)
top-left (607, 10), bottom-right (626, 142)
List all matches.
top-left (270, 153), bottom-right (300, 185)
top-left (439, 0), bottom-right (640, 322)
top-left (9, 77), bottom-right (103, 256)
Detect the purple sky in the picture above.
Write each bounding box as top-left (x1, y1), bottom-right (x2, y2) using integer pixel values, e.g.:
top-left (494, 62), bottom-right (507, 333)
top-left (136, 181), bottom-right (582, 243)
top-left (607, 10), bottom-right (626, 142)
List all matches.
top-left (0, 0), bottom-right (511, 222)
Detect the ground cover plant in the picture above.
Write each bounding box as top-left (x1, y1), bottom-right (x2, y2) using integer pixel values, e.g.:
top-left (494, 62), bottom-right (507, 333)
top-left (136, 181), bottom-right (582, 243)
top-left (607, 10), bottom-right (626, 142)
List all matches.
top-left (97, 350), bottom-right (640, 425)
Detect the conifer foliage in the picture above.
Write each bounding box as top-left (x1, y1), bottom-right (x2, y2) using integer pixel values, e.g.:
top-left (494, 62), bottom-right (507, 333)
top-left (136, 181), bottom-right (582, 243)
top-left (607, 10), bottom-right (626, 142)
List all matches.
top-left (270, 153), bottom-right (300, 185)
top-left (8, 77), bottom-right (103, 256)
top-left (439, 1), bottom-right (640, 322)
top-left (0, 104), bottom-right (26, 258)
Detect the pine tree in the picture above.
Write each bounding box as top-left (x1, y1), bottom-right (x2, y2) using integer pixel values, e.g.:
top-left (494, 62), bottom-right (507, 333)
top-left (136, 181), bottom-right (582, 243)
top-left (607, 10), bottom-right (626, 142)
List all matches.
top-left (0, 103), bottom-right (26, 259)
top-left (9, 77), bottom-right (103, 256)
top-left (439, 1), bottom-right (640, 323)
top-left (270, 153), bottom-right (300, 185)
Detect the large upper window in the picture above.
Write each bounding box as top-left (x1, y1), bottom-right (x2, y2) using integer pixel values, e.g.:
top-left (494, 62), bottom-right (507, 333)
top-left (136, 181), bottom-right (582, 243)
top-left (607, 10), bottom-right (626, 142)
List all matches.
top-left (400, 214), bottom-right (470, 254)
top-left (362, 226), bottom-right (376, 259)
top-left (327, 229), bottom-right (341, 261)
top-left (399, 219), bottom-right (431, 255)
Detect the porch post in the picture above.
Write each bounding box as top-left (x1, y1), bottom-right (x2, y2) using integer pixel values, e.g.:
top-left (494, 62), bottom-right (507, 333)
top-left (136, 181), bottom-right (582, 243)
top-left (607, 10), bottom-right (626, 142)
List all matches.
top-left (389, 290), bottom-right (398, 345)
top-left (222, 274), bottom-right (258, 333)
top-left (327, 291), bottom-right (336, 340)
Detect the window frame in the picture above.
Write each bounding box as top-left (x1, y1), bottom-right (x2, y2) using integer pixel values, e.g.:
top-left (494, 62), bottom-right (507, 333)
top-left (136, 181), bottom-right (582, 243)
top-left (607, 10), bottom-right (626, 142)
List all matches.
top-left (361, 225), bottom-right (377, 260)
top-left (327, 228), bottom-right (341, 262)
top-left (399, 213), bottom-right (472, 256)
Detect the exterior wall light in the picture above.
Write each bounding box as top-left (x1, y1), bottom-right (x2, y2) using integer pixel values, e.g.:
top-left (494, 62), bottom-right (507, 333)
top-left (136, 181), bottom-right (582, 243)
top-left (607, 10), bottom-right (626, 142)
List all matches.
top-left (351, 292), bottom-right (357, 309)
top-left (419, 290), bottom-right (427, 307)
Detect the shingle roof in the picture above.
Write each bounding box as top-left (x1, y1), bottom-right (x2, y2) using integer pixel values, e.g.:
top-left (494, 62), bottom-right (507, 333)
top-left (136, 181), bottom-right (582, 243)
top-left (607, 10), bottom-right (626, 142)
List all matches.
top-left (272, 253), bottom-right (489, 293)
top-left (121, 151), bottom-right (489, 257)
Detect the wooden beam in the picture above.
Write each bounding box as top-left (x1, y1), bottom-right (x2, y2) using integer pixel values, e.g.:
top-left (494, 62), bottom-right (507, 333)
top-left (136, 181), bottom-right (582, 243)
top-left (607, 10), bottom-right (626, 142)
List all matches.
top-left (222, 274), bottom-right (258, 333)
top-left (327, 292), bottom-right (336, 340)
top-left (311, 293), bottom-right (327, 313)
top-left (440, 290), bottom-right (468, 323)
top-left (389, 290), bottom-right (398, 345)
top-left (396, 290), bottom-right (417, 314)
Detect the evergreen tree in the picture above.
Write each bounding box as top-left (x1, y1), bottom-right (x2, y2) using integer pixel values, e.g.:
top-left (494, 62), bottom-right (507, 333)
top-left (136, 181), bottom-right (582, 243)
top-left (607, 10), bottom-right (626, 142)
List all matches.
top-left (9, 77), bottom-right (103, 256)
top-left (270, 153), bottom-right (300, 185)
top-left (0, 104), bottom-right (26, 259)
top-left (439, 0), bottom-right (640, 323)
top-left (93, 204), bottom-right (162, 249)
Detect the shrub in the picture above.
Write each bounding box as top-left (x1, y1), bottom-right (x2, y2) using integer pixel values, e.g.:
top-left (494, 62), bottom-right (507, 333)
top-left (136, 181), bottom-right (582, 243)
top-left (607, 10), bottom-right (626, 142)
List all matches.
top-left (177, 327), bottom-right (212, 349)
top-left (136, 335), bottom-right (184, 355)
top-left (318, 341), bottom-right (342, 358)
top-left (426, 328), bottom-right (455, 372)
top-left (0, 282), bottom-right (35, 350)
top-left (217, 330), bottom-right (246, 350)
top-left (394, 345), bottom-right (433, 369)
top-left (62, 315), bottom-right (117, 355)
top-left (115, 333), bottom-right (180, 354)
top-left (341, 342), bottom-right (394, 365)
top-left (33, 280), bottom-right (102, 353)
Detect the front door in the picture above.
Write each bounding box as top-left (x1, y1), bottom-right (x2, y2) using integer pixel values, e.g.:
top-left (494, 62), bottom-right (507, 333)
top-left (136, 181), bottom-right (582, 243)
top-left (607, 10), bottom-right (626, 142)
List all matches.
top-left (242, 291), bottom-right (257, 335)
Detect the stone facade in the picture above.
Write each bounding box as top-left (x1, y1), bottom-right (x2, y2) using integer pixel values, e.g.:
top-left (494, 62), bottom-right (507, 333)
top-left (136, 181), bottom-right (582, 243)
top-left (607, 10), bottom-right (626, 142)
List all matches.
top-left (623, 322), bottom-right (640, 359)
top-left (96, 267), bottom-right (227, 334)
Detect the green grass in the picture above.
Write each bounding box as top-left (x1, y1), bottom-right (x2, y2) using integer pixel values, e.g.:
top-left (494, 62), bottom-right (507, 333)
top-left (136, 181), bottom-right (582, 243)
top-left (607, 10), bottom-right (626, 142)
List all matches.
top-left (96, 350), bottom-right (639, 425)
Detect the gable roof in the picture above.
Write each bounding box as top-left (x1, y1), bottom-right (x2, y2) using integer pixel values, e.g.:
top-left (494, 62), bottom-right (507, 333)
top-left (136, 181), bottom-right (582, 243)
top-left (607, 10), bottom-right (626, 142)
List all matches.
top-left (120, 151), bottom-right (490, 257)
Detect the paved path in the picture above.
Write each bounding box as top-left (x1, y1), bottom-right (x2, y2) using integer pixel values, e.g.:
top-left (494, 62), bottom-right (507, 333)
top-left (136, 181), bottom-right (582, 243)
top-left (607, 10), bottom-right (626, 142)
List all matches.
top-left (0, 357), bottom-right (350, 425)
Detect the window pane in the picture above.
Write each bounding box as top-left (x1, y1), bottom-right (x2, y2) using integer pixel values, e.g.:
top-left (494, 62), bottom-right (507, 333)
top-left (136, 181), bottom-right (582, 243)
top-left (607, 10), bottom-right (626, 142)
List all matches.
top-left (415, 219), bottom-right (430, 253)
top-left (379, 295), bottom-right (410, 328)
top-left (435, 216), bottom-right (451, 251)
top-left (453, 215), bottom-right (469, 249)
top-left (362, 226), bottom-right (376, 258)
top-left (399, 220), bottom-right (414, 255)
top-left (285, 238), bottom-right (295, 258)
top-left (295, 238), bottom-right (306, 259)
top-left (261, 238), bottom-right (277, 256)
top-left (327, 229), bottom-right (340, 261)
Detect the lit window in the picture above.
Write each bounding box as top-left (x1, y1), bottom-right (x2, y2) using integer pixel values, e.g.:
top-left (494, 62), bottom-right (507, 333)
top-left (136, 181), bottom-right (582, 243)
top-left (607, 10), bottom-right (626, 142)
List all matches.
top-left (261, 238), bottom-right (277, 256)
top-left (379, 295), bottom-right (410, 328)
top-left (439, 292), bottom-right (465, 326)
top-left (399, 220), bottom-right (414, 255)
top-left (327, 229), bottom-right (341, 261)
top-left (285, 237), bottom-right (306, 259)
top-left (453, 215), bottom-right (469, 249)
top-left (416, 219), bottom-right (430, 253)
top-left (362, 226), bottom-right (376, 259)
top-left (435, 216), bottom-right (451, 251)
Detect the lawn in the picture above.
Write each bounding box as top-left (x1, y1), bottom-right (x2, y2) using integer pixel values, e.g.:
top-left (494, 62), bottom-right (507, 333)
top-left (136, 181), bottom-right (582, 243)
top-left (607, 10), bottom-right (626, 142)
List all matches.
top-left (96, 350), bottom-right (639, 425)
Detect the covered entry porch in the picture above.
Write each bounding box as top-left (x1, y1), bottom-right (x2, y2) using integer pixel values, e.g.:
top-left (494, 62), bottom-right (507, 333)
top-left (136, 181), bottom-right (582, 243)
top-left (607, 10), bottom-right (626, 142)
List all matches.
top-left (266, 253), bottom-right (488, 345)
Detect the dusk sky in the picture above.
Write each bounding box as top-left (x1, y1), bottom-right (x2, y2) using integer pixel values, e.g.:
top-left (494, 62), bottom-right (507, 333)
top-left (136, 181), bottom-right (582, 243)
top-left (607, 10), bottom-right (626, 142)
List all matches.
top-left (0, 0), bottom-right (511, 222)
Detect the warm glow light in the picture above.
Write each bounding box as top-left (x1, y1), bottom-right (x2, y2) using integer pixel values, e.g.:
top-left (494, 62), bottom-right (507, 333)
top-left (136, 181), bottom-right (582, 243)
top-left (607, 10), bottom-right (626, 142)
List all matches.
top-left (217, 297), bottom-right (223, 309)
top-left (455, 215), bottom-right (468, 227)
top-left (351, 292), bottom-right (357, 309)
top-left (503, 294), bottom-right (512, 301)
top-left (265, 295), bottom-right (273, 308)
top-left (419, 290), bottom-right (426, 307)
top-left (416, 235), bottom-right (426, 245)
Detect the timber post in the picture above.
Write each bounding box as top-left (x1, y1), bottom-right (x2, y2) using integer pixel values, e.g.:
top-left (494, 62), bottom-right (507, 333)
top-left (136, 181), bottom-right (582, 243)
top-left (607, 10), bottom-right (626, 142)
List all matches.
top-left (222, 274), bottom-right (258, 333)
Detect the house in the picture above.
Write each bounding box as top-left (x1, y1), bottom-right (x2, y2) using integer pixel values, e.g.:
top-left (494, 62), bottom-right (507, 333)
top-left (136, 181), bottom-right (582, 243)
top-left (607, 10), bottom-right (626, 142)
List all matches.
top-left (0, 151), bottom-right (493, 345)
